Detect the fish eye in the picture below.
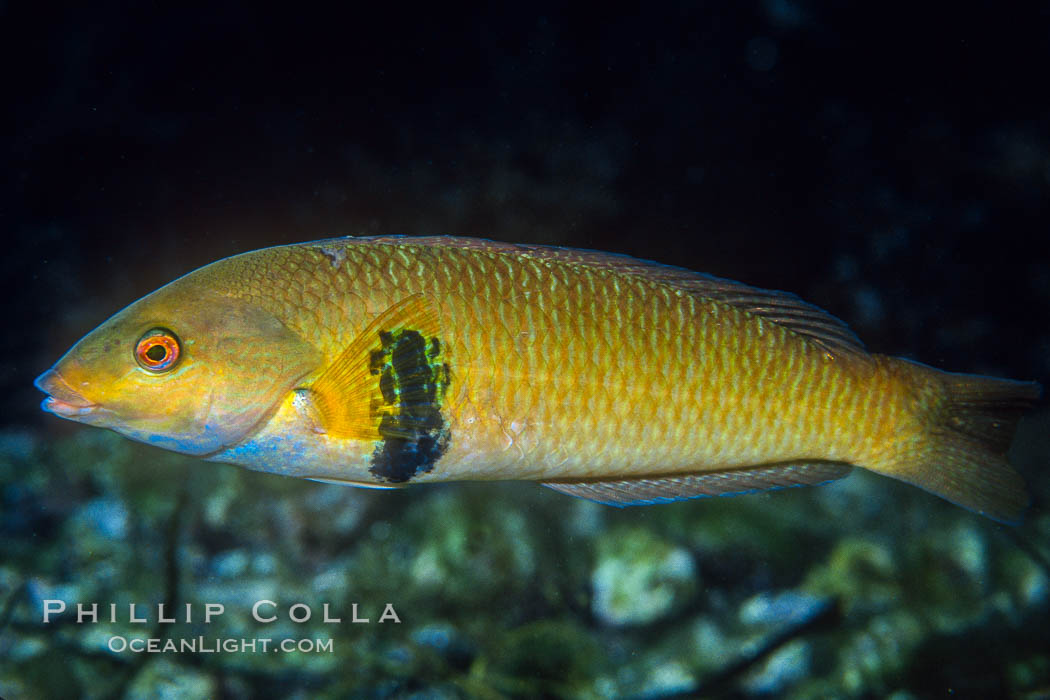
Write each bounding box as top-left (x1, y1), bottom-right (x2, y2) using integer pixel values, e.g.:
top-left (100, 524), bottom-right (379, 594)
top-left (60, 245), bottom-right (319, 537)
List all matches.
top-left (135, 328), bottom-right (181, 372)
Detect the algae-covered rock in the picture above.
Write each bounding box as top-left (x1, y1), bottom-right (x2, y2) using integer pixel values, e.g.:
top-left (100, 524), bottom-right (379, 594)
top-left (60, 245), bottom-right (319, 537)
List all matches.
top-left (803, 537), bottom-right (900, 615)
top-left (351, 487), bottom-right (540, 611)
top-left (481, 619), bottom-right (603, 696)
top-left (738, 590), bottom-right (828, 627)
top-left (609, 653), bottom-right (698, 698)
top-left (126, 658), bottom-right (218, 700)
top-left (591, 526), bottom-right (698, 626)
top-left (741, 638), bottom-right (811, 695)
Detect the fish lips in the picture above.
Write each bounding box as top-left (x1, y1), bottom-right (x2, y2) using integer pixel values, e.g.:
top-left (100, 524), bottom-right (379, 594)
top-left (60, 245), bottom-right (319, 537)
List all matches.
top-left (34, 368), bottom-right (109, 421)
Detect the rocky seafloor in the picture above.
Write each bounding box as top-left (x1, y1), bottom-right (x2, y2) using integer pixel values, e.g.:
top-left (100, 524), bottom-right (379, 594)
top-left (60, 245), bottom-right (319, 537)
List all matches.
top-left (1, 410), bottom-right (1048, 699)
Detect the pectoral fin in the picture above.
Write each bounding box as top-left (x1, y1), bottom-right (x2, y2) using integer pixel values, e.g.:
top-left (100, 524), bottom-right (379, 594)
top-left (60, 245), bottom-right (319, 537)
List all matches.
top-left (304, 294), bottom-right (446, 440)
top-left (305, 476), bottom-right (404, 489)
top-left (541, 462), bottom-right (852, 506)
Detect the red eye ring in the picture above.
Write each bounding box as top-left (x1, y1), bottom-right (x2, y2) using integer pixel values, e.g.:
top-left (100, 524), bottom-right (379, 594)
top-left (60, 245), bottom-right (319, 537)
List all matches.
top-left (135, 329), bottom-right (181, 372)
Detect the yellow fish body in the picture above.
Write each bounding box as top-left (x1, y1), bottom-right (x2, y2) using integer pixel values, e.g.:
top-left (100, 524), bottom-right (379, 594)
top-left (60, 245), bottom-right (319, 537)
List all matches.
top-left (35, 236), bottom-right (1040, 521)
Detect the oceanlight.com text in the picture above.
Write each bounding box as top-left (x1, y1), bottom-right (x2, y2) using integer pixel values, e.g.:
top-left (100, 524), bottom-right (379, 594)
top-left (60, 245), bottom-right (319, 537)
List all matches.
top-left (107, 635), bottom-right (335, 654)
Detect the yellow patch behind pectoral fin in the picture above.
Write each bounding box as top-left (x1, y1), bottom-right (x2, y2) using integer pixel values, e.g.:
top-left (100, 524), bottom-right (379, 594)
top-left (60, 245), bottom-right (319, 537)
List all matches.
top-left (305, 294), bottom-right (443, 441)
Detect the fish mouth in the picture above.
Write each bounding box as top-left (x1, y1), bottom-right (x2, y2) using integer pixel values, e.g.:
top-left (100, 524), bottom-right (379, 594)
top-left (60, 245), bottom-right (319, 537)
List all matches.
top-left (34, 368), bottom-right (100, 418)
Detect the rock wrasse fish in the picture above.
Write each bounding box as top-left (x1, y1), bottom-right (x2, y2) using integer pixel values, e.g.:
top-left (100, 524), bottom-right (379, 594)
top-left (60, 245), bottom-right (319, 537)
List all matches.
top-left (35, 236), bottom-right (1040, 522)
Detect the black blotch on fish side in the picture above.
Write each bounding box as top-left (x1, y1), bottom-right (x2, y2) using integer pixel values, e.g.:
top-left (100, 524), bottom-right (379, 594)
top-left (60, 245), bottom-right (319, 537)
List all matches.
top-left (369, 328), bottom-right (451, 483)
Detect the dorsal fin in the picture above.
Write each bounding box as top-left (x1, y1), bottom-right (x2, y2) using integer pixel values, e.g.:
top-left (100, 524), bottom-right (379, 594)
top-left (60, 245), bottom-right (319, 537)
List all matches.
top-left (317, 235), bottom-right (866, 359)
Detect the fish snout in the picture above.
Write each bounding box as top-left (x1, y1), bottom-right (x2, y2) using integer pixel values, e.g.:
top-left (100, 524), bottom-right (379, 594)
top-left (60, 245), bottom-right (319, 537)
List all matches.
top-left (34, 368), bottom-right (98, 418)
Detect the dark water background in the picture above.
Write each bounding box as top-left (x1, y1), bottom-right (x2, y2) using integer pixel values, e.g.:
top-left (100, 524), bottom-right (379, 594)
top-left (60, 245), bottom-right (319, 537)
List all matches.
top-left (2, 2), bottom-right (1049, 698)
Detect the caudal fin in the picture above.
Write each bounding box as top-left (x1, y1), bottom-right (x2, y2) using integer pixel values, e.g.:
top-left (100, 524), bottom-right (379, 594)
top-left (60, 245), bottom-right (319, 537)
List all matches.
top-left (885, 360), bottom-right (1040, 524)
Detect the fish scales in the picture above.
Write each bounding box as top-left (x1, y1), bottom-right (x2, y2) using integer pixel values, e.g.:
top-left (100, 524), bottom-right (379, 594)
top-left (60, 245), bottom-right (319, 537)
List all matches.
top-left (35, 236), bottom-right (1040, 522)
top-left (199, 239), bottom-right (885, 479)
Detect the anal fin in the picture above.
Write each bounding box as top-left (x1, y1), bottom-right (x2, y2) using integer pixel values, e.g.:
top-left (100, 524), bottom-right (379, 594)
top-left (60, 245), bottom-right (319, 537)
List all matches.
top-left (541, 461), bottom-right (853, 506)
